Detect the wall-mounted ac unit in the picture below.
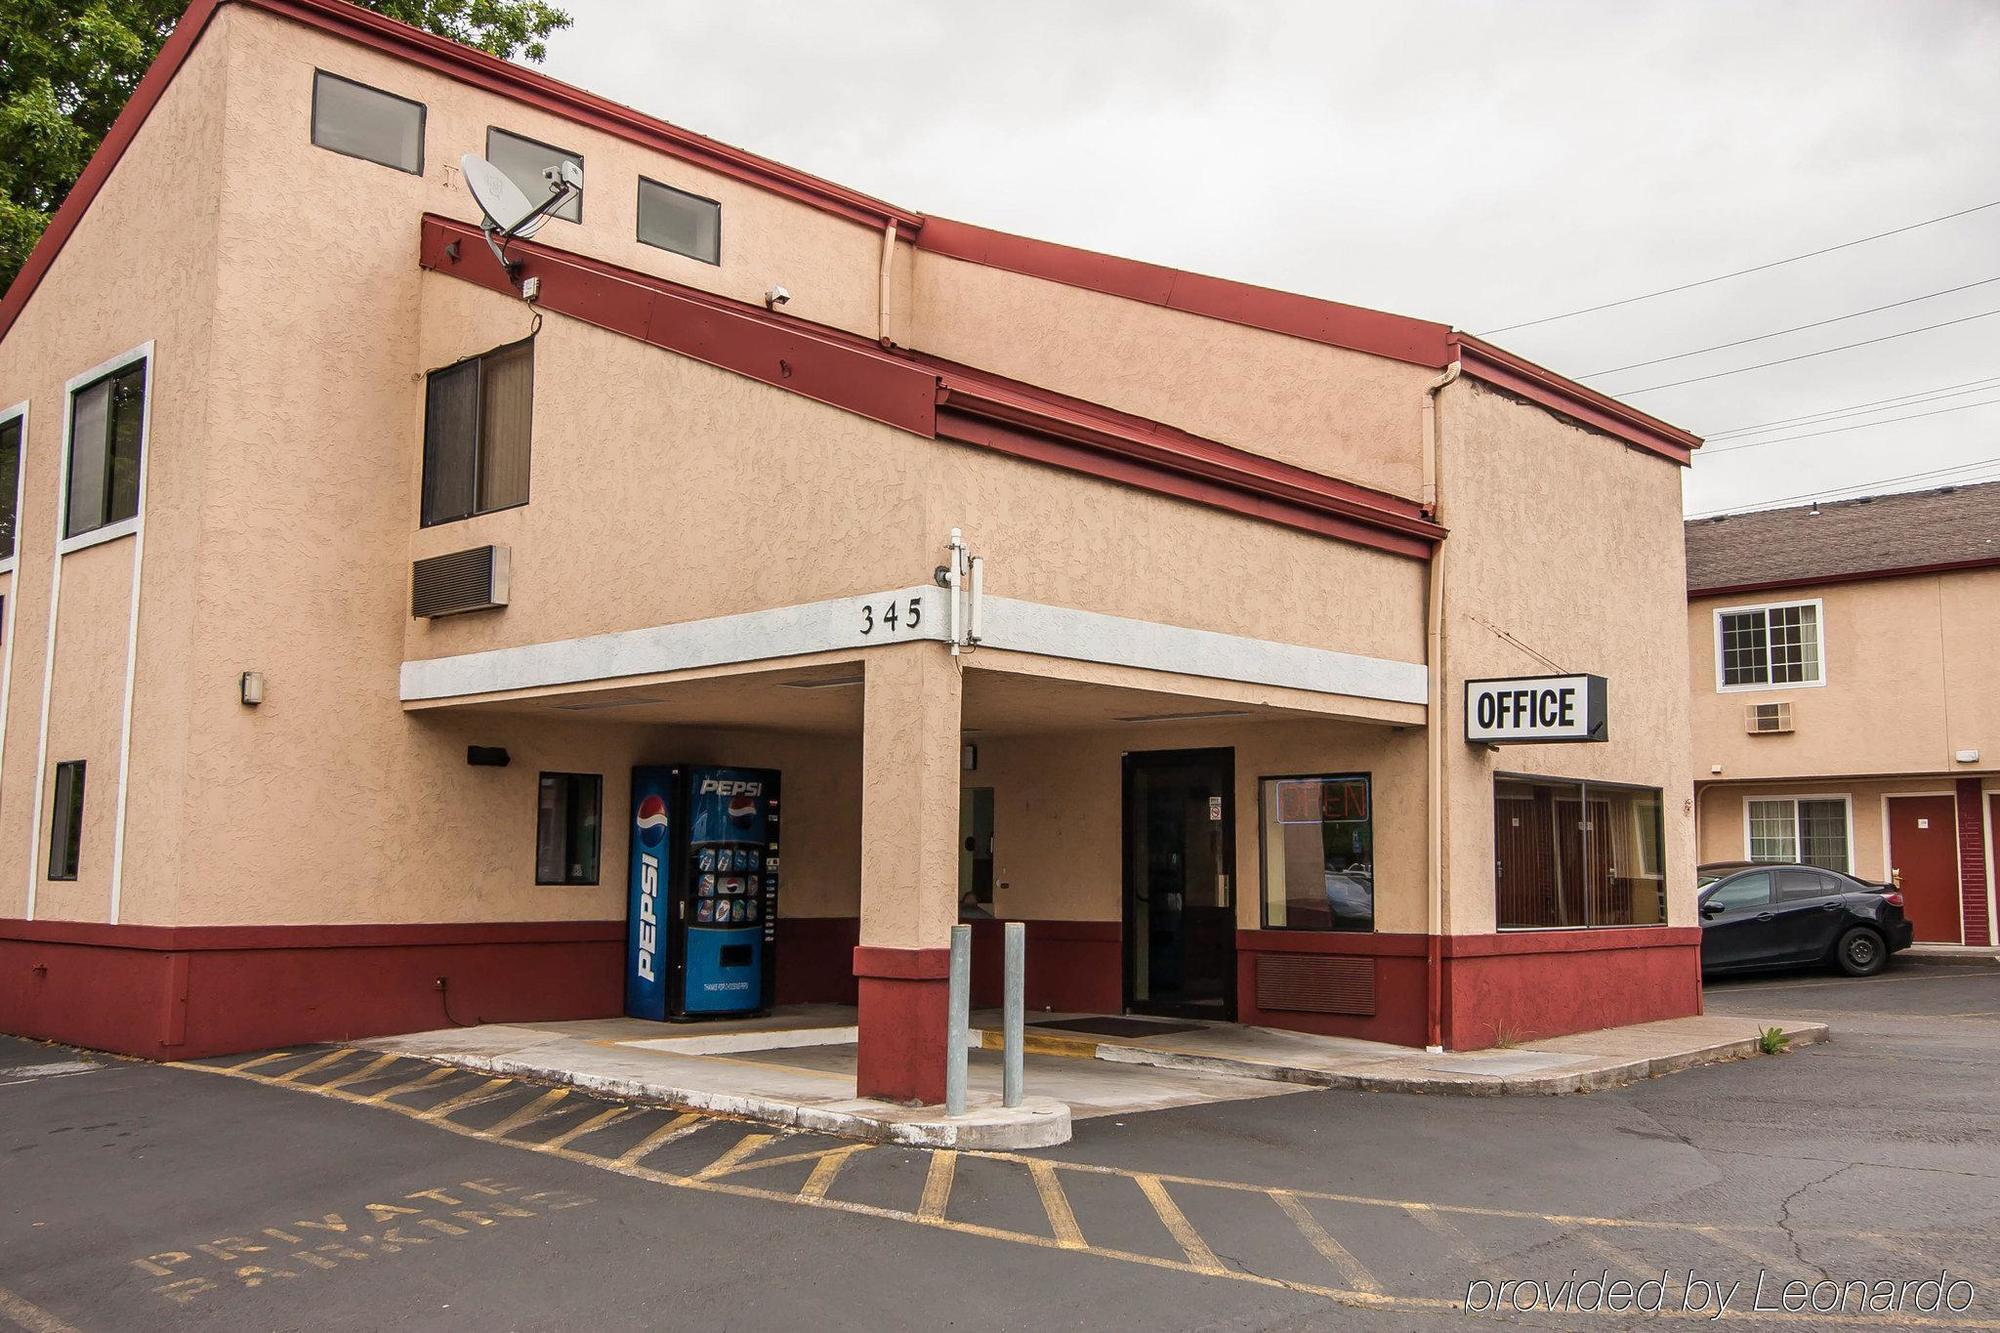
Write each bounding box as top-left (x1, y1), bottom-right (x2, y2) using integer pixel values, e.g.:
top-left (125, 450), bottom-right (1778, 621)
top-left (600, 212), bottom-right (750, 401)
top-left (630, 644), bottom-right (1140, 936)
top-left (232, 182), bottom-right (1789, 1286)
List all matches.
top-left (1745, 700), bottom-right (1793, 735)
top-left (412, 545), bottom-right (510, 618)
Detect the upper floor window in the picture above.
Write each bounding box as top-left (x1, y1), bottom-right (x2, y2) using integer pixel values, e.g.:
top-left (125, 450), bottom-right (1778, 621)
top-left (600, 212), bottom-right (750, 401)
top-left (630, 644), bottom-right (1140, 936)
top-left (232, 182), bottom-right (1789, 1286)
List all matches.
top-left (66, 360), bottom-right (146, 541)
top-left (422, 340), bottom-right (534, 527)
top-left (1716, 599), bottom-right (1822, 690)
top-left (637, 177), bottom-right (721, 265)
top-left (312, 71), bottom-right (425, 174)
top-left (0, 412), bottom-right (21, 563)
top-left (488, 128), bottom-right (582, 223)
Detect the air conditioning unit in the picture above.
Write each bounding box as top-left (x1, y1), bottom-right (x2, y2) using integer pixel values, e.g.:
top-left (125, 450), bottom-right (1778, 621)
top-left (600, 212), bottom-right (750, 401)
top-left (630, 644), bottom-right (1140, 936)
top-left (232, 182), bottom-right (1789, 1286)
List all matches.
top-left (1744, 701), bottom-right (1792, 735)
top-left (411, 545), bottom-right (510, 618)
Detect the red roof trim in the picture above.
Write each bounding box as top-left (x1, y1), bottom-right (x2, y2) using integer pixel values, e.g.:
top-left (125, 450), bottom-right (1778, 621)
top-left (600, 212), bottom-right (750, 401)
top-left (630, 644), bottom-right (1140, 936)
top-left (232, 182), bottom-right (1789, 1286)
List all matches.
top-left (916, 217), bottom-right (1454, 369)
top-left (1688, 554), bottom-right (2000, 600)
top-left (1451, 334), bottom-right (1700, 465)
top-left (420, 214), bottom-right (1439, 561)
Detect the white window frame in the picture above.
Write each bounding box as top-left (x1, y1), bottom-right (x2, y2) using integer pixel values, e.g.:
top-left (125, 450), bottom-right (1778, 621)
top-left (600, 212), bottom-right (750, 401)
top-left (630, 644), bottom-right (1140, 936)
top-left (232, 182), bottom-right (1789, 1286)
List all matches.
top-left (1741, 792), bottom-right (1853, 873)
top-left (57, 344), bottom-right (152, 556)
top-left (0, 401), bottom-right (26, 575)
top-left (1713, 598), bottom-right (1826, 693)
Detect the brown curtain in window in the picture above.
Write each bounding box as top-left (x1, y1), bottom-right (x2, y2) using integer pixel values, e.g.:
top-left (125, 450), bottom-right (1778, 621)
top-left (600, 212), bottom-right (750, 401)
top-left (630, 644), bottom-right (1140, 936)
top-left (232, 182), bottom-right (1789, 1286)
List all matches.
top-left (477, 342), bottom-right (534, 513)
top-left (422, 361), bottom-right (478, 524)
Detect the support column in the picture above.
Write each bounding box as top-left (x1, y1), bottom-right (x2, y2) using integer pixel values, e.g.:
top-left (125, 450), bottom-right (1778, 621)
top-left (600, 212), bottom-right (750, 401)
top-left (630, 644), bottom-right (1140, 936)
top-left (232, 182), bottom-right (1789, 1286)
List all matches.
top-left (853, 642), bottom-right (963, 1103)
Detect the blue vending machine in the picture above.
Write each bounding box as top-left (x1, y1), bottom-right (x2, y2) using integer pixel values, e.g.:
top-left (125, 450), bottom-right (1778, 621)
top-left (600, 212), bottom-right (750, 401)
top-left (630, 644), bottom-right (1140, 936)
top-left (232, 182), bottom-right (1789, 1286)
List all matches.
top-left (625, 764), bottom-right (781, 1021)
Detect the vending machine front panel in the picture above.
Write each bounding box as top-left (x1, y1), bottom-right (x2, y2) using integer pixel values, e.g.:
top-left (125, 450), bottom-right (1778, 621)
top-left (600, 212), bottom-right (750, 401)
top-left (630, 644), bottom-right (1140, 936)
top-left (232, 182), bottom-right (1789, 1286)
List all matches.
top-left (625, 765), bottom-right (679, 1021)
top-left (679, 766), bottom-right (776, 1016)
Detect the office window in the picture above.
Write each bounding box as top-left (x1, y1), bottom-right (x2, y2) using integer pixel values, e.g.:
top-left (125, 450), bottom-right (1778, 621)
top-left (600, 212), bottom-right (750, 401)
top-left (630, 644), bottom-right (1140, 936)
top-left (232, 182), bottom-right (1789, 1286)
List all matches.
top-left (537, 773), bottom-right (602, 885)
top-left (421, 340), bottom-right (534, 526)
top-left (1260, 774), bottom-right (1373, 930)
top-left (48, 761), bottom-right (85, 881)
top-left (1718, 601), bottom-right (1822, 689)
top-left (1494, 776), bottom-right (1666, 929)
top-left (66, 360), bottom-right (146, 539)
top-left (0, 414), bottom-right (20, 560)
top-left (488, 128), bottom-right (582, 223)
top-left (312, 71), bottom-right (424, 174)
top-left (636, 177), bottom-right (721, 265)
top-left (1747, 797), bottom-right (1849, 871)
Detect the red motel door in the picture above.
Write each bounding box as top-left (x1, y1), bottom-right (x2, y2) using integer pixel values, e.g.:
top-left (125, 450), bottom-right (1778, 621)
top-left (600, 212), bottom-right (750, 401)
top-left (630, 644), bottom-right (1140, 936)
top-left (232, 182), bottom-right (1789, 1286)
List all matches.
top-left (1886, 795), bottom-right (1960, 944)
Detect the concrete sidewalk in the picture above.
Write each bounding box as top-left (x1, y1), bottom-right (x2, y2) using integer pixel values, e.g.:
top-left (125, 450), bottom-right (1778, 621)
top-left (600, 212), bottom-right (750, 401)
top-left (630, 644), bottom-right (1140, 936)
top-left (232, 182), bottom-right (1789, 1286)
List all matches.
top-left (359, 1006), bottom-right (1828, 1149)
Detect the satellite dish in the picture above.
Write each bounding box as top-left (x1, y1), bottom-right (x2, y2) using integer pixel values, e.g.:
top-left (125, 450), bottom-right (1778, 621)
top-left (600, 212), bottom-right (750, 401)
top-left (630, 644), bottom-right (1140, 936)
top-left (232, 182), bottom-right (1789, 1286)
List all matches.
top-left (459, 153), bottom-right (581, 277)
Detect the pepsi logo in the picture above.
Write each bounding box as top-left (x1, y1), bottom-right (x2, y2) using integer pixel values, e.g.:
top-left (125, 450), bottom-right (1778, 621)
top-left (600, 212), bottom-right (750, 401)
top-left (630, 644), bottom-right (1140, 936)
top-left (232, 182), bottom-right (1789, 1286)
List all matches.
top-left (728, 793), bottom-right (757, 825)
top-left (635, 793), bottom-right (670, 847)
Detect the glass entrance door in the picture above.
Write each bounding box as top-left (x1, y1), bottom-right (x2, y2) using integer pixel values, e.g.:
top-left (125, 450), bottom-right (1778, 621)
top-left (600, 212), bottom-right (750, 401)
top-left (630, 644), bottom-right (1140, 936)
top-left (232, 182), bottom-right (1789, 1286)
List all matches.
top-left (1122, 748), bottom-right (1235, 1020)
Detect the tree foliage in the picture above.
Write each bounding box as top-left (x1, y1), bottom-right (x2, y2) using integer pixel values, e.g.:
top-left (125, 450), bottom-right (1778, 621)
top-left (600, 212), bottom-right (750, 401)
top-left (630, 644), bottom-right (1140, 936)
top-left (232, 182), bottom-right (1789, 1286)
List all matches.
top-left (0, 0), bottom-right (572, 294)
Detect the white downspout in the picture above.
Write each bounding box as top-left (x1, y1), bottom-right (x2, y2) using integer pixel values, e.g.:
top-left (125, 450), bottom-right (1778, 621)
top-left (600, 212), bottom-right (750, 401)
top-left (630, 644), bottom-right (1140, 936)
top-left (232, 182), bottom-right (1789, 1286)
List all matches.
top-left (877, 221), bottom-right (897, 347)
top-left (1423, 361), bottom-right (1461, 1053)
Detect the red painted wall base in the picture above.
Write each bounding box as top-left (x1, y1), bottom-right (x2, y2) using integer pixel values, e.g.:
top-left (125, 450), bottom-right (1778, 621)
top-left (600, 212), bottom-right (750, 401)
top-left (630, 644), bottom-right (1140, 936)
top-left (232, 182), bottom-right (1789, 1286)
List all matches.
top-left (852, 945), bottom-right (950, 1104)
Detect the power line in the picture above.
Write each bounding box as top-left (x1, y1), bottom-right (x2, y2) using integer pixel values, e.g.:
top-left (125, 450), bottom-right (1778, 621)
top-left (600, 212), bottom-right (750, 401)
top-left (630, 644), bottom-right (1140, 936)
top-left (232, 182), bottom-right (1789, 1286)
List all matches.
top-left (1615, 308), bottom-right (2000, 395)
top-left (1687, 455), bottom-right (2000, 520)
top-left (1478, 198), bottom-right (2000, 335)
top-left (1697, 396), bottom-right (2000, 457)
top-left (1579, 277), bottom-right (2000, 377)
top-left (1706, 376), bottom-right (2000, 439)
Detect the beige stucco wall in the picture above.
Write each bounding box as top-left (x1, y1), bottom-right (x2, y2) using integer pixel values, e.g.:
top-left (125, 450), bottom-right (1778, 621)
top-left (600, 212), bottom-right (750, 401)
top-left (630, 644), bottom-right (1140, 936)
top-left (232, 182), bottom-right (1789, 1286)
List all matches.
top-left (1436, 380), bottom-right (1698, 935)
top-left (0, 14), bottom-right (229, 925)
top-left (1689, 568), bottom-right (2000, 782)
top-left (1695, 777), bottom-right (2000, 887)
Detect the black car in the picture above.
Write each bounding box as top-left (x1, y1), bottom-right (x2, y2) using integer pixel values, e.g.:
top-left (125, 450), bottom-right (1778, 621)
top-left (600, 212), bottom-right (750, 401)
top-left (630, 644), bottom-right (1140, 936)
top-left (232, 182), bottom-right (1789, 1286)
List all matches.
top-left (1697, 863), bottom-right (1914, 977)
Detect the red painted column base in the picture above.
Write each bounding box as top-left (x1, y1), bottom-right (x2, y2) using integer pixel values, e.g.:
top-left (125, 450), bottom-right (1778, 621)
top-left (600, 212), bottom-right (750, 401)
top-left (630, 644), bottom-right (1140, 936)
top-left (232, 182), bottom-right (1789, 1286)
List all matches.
top-left (852, 945), bottom-right (951, 1105)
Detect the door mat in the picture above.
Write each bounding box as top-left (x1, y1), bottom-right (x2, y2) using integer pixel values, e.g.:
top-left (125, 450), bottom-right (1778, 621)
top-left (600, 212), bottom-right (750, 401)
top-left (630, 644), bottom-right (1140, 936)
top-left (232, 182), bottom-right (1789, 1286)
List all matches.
top-left (1029, 1017), bottom-right (1203, 1039)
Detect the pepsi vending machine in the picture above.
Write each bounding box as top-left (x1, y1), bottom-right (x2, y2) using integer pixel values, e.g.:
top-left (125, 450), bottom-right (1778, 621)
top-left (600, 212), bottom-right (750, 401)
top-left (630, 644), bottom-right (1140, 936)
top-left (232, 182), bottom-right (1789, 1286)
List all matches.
top-left (626, 765), bottom-right (781, 1021)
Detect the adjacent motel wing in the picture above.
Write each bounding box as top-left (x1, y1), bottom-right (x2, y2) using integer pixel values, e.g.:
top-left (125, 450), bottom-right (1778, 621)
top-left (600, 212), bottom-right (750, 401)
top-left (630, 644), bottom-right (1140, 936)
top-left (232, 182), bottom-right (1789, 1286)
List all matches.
top-left (0, 0), bottom-right (1703, 1103)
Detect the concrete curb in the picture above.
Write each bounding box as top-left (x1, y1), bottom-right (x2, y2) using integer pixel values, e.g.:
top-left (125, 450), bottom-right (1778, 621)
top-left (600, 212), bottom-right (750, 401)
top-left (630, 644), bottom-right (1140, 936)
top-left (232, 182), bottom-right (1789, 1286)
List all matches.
top-left (1007, 1021), bottom-right (1833, 1097)
top-left (1896, 948), bottom-right (2000, 968)
top-left (389, 1048), bottom-right (1072, 1148)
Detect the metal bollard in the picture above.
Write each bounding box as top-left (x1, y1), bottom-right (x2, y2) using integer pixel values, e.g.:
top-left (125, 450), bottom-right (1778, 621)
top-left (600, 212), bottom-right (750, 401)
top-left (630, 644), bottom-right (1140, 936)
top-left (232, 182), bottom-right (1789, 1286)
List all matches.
top-left (1002, 921), bottom-right (1025, 1108)
top-left (946, 923), bottom-right (971, 1116)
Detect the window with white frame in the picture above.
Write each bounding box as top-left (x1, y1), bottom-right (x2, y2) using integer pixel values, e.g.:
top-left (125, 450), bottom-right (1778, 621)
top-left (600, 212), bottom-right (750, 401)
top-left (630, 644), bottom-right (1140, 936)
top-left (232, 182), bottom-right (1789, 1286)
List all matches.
top-left (1717, 601), bottom-right (1822, 689)
top-left (0, 413), bottom-right (20, 561)
top-left (1747, 797), bottom-right (1848, 871)
top-left (65, 359), bottom-right (146, 540)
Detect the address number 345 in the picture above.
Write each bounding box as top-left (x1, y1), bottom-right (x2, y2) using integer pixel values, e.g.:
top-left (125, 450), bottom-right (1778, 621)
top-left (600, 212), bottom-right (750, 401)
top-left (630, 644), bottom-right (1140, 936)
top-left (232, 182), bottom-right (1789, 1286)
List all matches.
top-left (859, 596), bottom-right (924, 636)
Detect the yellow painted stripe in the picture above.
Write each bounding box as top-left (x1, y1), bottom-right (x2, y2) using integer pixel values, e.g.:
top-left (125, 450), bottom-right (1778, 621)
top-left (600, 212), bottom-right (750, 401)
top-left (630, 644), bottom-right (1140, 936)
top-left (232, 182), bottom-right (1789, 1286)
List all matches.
top-left (1029, 1160), bottom-right (1085, 1249)
top-left (694, 1133), bottom-right (775, 1181)
top-left (543, 1105), bottom-right (631, 1150)
top-left (1135, 1173), bottom-right (1220, 1272)
top-left (1400, 1202), bottom-right (1478, 1261)
top-left (917, 1150), bottom-right (957, 1222)
top-left (797, 1145), bottom-right (867, 1202)
top-left (0, 1282), bottom-right (81, 1333)
top-left (616, 1112), bottom-right (704, 1165)
top-left (226, 1050), bottom-right (297, 1073)
top-left (483, 1088), bottom-right (570, 1139)
top-left (1271, 1191), bottom-right (1381, 1295)
top-left (270, 1048), bottom-right (354, 1083)
top-left (362, 1065), bottom-right (454, 1104)
top-left (1860, 1233), bottom-right (1996, 1290)
top-left (320, 1053), bottom-right (400, 1092)
top-left (1578, 1232), bottom-right (1673, 1288)
top-left (1696, 1224), bottom-right (1796, 1273)
top-left (415, 1077), bottom-right (513, 1121)
top-left (705, 1141), bottom-right (869, 1179)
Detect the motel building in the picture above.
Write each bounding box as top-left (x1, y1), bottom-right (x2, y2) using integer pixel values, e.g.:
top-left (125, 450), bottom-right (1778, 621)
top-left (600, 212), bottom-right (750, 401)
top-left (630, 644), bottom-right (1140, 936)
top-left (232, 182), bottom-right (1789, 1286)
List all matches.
top-left (1687, 483), bottom-right (2000, 952)
top-left (0, 0), bottom-right (1706, 1106)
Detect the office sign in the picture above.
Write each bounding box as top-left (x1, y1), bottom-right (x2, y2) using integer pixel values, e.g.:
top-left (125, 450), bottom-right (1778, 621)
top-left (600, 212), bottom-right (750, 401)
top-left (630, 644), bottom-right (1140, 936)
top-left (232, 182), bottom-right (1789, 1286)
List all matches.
top-left (1464, 674), bottom-right (1607, 744)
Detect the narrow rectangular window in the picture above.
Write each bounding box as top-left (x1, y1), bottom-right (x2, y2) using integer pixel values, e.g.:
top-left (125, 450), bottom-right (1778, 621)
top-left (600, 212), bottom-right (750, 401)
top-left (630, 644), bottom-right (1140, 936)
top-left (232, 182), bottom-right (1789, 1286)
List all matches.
top-left (312, 71), bottom-right (425, 174)
top-left (48, 760), bottom-right (85, 881)
top-left (66, 361), bottom-right (146, 539)
top-left (1746, 798), bottom-right (1798, 863)
top-left (1260, 774), bottom-right (1373, 930)
top-left (636, 177), bottom-right (721, 265)
top-left (0, 415), bottom-right (20, 561)
top-left (487, 127), bottom-right (582, 223)
top-left (421, 340), bottom-right (534, 526)
top-left (537, 772), bottom-right (602, 885)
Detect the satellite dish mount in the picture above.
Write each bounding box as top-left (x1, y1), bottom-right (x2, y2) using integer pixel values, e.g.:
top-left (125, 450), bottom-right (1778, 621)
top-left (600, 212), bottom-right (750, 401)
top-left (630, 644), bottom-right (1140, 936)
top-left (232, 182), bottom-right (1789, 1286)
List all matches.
top-left (460, 154), bottom-right (582, 286)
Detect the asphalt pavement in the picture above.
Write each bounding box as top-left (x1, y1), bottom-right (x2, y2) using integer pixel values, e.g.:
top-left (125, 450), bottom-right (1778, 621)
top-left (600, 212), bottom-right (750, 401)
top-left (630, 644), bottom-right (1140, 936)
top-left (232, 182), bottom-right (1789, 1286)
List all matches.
top-left (1, 962), bottom-right (1995, 1331)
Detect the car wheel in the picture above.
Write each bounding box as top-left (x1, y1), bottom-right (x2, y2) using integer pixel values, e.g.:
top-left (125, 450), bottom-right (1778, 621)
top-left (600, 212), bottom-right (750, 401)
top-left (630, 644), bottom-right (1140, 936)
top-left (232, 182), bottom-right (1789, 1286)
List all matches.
top-left (1835, 926), bottom-right (1887, 977)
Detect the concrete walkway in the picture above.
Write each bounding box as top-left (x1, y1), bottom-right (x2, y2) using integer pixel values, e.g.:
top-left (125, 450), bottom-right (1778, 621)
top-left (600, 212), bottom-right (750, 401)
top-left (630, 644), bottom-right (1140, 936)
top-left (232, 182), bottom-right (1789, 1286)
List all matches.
top-left (360, 1006), bottom-right (1827, 1148)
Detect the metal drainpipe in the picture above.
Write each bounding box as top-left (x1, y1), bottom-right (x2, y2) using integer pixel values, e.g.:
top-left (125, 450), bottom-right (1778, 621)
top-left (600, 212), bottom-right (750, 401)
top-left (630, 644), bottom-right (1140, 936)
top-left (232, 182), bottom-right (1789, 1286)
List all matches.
top-left (877, 221), bottom-right (897, 347)
top-left (1423, 361), bottom-right (1461, 1054)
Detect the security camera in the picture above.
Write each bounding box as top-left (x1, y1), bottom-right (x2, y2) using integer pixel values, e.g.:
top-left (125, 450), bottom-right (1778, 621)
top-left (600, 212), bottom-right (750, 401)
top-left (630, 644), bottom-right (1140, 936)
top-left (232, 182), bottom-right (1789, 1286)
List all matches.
top-left (765, 285), bottom-right (790, 310)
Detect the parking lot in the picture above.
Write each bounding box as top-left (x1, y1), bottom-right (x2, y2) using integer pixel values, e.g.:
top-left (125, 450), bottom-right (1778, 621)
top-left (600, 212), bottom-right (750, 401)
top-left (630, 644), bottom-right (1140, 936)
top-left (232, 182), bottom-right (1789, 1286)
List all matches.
top-left (2, 962), bottom-right (1995, 1330)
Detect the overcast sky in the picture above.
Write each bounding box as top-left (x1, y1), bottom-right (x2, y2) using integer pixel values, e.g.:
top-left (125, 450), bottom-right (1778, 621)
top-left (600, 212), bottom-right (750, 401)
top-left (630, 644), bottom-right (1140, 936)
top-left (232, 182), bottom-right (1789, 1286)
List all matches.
top-left (538, 1), bottom-right (2000, 516)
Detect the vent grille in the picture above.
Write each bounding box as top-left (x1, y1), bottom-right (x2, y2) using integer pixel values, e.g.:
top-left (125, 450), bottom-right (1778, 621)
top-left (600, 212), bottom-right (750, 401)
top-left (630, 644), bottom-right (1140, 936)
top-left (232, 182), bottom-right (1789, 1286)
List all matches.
top-left (412, 545), bottom-right (510, 618)
top-left (1745, 701), bottom-right (1793, 735)
top-left (1254, 955), bottom-right (1376, 1016)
